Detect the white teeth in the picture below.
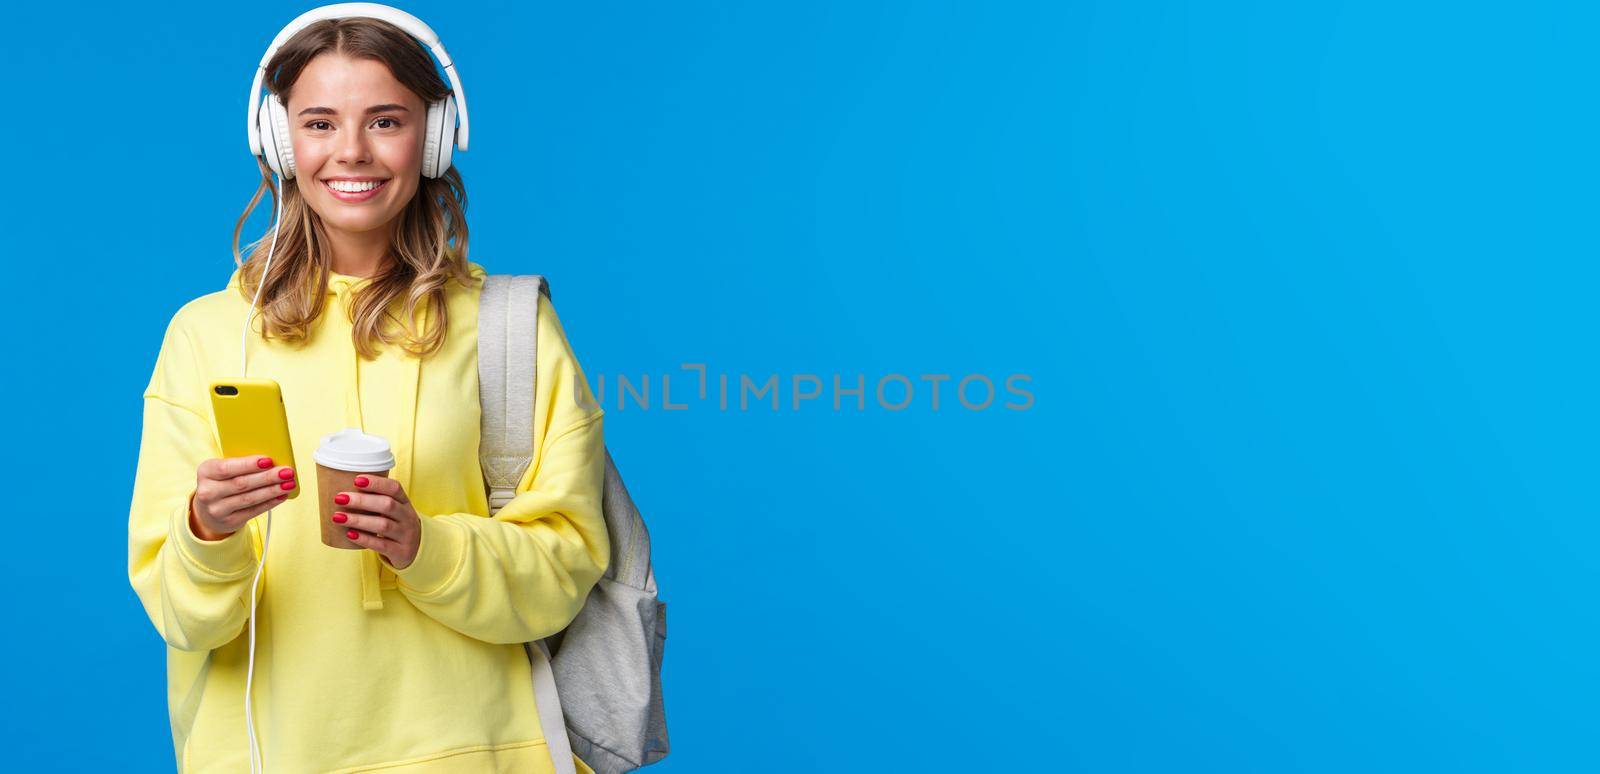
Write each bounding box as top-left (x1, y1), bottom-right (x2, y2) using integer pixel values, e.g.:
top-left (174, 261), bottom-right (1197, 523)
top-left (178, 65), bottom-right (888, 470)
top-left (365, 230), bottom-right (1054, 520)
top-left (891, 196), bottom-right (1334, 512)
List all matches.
top-left (326, 179), bottom-right (383, 193)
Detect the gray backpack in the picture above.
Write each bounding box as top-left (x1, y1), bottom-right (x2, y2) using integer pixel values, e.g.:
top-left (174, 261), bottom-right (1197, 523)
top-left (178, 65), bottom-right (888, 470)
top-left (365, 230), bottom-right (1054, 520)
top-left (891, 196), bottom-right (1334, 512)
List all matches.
top-left (476, 274), bottom-right (669, 774)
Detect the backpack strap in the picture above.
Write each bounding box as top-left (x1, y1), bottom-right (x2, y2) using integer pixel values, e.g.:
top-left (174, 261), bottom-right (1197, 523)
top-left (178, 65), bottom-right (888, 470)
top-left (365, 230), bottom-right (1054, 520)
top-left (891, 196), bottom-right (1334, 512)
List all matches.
top-left (527, 639), bottom-right (577, 774)
top-left (478, 274), bottom-right (579, 774)
top-left (477, 274), bottom-right (548, 514)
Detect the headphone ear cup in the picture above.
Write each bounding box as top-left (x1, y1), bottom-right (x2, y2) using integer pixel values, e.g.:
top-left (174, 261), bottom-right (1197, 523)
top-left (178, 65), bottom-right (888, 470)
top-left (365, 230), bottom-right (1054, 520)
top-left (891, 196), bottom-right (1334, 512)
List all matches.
top-left (255, 94), bottom-right (282, 178)
top-left (259, 93), bottom-right (297, 179)
top-left (422, 96), bottom-right (456, 178)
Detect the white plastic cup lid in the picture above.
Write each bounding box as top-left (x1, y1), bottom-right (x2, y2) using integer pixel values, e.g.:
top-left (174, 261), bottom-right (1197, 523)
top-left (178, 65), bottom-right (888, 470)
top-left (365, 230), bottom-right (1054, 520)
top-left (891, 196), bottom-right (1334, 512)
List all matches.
top-left (312, 428), bottom-right (395, 472)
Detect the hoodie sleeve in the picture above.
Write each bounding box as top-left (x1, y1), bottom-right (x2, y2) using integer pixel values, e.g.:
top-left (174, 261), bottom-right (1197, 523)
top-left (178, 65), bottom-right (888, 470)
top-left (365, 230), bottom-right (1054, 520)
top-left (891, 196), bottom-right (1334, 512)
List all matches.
top-left (127, 309), bottom-right (260, 652)
top-left (391, 295), bottom-right (611, 645)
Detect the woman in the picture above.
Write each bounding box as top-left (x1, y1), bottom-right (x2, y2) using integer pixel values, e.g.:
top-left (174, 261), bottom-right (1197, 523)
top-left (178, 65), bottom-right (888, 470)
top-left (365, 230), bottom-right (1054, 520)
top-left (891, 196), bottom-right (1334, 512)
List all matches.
top-left (126, 12), bottom-right (607, 773)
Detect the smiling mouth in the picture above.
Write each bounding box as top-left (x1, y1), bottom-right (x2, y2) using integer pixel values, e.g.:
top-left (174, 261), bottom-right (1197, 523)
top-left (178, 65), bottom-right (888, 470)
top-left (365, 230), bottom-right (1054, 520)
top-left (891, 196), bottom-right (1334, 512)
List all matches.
top-left (323, 179), bottom-right (390, 202)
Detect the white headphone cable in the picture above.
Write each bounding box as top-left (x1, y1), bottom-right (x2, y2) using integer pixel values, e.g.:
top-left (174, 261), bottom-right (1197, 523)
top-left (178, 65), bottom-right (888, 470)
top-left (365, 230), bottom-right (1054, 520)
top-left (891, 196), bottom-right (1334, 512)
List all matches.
top-left (241, 173), bottom-right (284, 774)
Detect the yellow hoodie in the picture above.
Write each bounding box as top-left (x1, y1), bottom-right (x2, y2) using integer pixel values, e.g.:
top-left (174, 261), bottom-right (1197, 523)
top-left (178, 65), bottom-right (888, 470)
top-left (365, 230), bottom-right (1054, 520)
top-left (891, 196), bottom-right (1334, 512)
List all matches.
top-left (127, 261), bottom-right (608, 773)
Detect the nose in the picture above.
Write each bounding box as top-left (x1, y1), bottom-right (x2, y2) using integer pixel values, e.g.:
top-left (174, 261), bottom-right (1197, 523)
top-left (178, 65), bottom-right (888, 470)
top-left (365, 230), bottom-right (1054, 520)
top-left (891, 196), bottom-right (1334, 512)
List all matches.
top-left (333, 125), bottom-right (371, 166)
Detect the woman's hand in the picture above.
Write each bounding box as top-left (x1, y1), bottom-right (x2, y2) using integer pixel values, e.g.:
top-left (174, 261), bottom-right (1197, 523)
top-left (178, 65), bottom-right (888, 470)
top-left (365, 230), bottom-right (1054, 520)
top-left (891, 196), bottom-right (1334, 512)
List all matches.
top-left (191, 456), bottom-right (297, 541)
top-left (331, 475), bottom-right (422, 570)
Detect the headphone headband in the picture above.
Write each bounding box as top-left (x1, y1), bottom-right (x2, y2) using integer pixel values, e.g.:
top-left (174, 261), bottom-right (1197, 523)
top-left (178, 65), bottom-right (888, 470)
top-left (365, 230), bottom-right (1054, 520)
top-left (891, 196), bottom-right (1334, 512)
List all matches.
top-left (245, 3), bottom-right (470, 156)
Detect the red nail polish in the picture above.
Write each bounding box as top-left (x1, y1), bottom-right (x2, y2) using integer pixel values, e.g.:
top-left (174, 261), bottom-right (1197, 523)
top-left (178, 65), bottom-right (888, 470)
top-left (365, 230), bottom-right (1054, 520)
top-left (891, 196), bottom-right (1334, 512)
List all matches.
top-left (276, 495), bottom-right (287, 501)
top-left (354, 476), bottom-right (369, 488)
top-left (278, 468), bottom-right (295, 480)
top-left (257, 457), bottom-right (273, 469)
top-left (334, 493), bottom-right (350, 505)
top-left (280, 480), bottom-right (296, 491)
top-left (347, 529), bottom-right (360, 541)
top-left (332, 512), bottom-right (348, 524)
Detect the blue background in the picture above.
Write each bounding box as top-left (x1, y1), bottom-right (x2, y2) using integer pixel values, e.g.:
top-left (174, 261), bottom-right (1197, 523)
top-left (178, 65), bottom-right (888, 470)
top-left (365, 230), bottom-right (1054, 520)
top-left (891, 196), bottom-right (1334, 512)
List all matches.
top-left (2, 0), bottom-right (1590, 771)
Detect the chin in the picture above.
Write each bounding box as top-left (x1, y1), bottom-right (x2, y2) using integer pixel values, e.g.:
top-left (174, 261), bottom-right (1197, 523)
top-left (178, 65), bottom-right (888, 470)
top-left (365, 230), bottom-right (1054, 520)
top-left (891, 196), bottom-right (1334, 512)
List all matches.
top-left (311, 200), bottom-right (399, 232)
top-left (330, 217), bottom-right (396, 235)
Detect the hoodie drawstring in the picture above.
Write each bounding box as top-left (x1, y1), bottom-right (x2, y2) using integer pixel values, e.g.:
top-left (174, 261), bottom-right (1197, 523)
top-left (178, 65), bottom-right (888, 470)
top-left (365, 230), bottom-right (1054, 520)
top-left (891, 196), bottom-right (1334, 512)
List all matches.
top-left (328, 274), bottom-right (421, 612)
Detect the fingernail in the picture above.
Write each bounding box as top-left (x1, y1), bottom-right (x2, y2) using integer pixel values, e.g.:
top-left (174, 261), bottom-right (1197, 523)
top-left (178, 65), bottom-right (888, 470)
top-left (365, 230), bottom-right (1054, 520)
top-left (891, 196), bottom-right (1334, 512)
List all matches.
top-left (334, 493), bottom-right (350, 505)
top-left (332, 512), bottom-right (348, 524)
top-left (276, 495), bottom-right (287, 501)
top-left (354, 476), bottom-right (369, 487)
top-left (280, 480), bottom-right (296, 491)
top-left (278, 468), bottom-right (295, 480)
top-left (347, 529), bottom-right (360, 541)
top-left (257, 457), bottom-right (273, 469)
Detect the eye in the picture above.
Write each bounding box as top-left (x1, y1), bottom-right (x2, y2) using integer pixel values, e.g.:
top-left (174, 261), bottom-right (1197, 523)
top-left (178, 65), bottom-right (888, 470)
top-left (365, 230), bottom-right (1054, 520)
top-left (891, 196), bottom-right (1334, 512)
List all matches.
top-left (372, 117), bottom-right (402, 130)
top-left (305, 120), bottom-right (333, 131)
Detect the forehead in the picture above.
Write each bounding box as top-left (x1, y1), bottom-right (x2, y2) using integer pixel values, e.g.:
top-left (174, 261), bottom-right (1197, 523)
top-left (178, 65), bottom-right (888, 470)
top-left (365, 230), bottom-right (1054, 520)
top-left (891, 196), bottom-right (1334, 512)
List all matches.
top-left (287, 53), bottom-right (421, 110)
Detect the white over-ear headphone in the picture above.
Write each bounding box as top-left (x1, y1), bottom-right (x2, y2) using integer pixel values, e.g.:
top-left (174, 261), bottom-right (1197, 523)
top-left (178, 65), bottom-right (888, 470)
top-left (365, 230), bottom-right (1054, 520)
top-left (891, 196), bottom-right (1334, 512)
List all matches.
top-left (246, 2), bottom-right (471, 180)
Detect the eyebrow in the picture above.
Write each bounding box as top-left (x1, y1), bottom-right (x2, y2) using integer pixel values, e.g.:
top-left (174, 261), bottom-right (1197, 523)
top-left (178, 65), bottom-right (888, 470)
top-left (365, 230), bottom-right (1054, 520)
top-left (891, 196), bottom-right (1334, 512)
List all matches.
top-left (297, 103), bottom-right (411, 117)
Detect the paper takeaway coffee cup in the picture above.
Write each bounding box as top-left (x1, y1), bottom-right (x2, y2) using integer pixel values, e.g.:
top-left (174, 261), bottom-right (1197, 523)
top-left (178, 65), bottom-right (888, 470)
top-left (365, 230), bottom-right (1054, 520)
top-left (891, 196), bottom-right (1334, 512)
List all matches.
top-left (312, 428), bottom-right (396, 550)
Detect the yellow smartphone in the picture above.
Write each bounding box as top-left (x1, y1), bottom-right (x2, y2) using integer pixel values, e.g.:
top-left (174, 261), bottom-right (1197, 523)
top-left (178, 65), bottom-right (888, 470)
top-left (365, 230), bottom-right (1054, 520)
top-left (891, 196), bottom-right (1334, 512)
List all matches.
top-left (208, 378), bottom-right (300, 500)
